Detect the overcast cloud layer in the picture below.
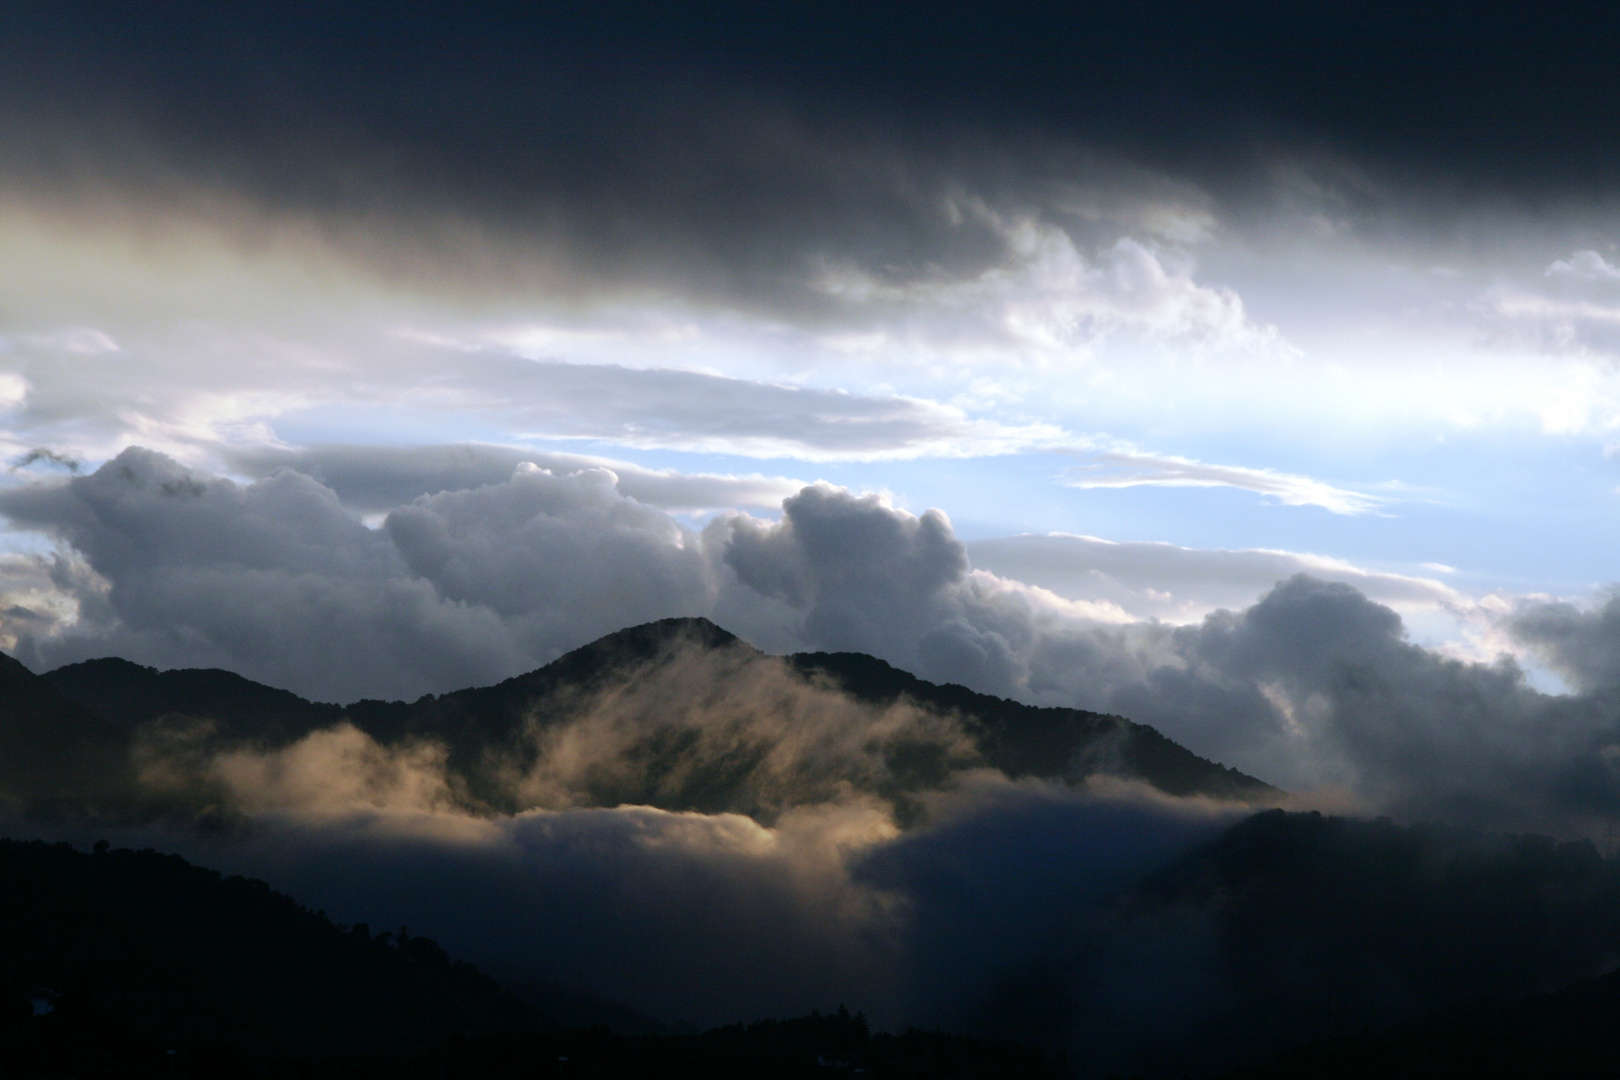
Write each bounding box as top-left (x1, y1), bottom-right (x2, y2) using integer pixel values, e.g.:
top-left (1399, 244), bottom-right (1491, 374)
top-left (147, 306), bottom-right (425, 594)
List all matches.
top-left (4, 4), bottom-right (1620, 582)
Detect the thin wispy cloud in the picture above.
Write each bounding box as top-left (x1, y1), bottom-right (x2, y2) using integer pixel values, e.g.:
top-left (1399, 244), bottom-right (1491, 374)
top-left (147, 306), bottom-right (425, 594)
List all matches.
top-left (1066, 452), bottom-right (1382, 515)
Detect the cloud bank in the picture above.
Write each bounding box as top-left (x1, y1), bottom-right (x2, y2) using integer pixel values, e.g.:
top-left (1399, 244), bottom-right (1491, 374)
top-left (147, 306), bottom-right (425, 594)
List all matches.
top-left (4, 447), bottom-right (1620, 843)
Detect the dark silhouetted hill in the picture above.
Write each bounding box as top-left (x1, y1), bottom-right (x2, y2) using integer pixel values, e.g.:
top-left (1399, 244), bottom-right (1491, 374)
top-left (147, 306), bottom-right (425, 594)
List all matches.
top-left (0, 837), bottom-right (537, 1059)
top-left (1079, 809), bottom-right (1620, 1076)
top-left (0, 839), bottom-right (1065, 1078)
top-left (0, 653), bottom-right (130, 818)
top-left (22, 618), bottom-right (1275, 824)
top-left (42, 656), bottom-right (344, 745)
top-left (1230, 962), bottom-right (1620, 1079)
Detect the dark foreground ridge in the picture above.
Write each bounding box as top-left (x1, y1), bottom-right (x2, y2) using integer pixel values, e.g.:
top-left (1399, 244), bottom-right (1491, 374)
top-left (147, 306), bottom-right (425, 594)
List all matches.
top-left (1227, 960), bottom-right (1620, 1079)
top-left (0, 838), bottom-right (1067, 1079)
top-left (0, 837), bottom-right (535, 1060)
top-left (20, 617), bottom-right (1274, 820)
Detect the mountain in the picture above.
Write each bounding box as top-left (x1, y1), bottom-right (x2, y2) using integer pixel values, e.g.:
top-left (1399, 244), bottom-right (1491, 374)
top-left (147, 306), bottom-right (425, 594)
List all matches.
top-left (0, 652), bottom-right (131, 819)
top-left (20, 617), bottom-right (1276, 824)
top-left (788, 649), bottom-right (1269, 800)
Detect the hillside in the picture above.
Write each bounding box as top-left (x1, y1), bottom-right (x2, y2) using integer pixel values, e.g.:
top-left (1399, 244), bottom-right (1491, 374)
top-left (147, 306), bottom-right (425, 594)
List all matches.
top-left (21, 618), bottom-right (1275, 825)
top-left (0, 839), bottom-right (1067, 1078)
top-left (1231, 963), bottom-right (1620, 1079)
top-left (0, 838), bottom-right (536, 1059)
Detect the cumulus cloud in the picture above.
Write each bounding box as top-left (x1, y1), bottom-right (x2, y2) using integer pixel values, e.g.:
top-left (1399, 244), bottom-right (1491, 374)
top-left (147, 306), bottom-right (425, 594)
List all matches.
top-left (225, 443), bottom-right (804, 514)
top-left (0, 448), bottom-right (714, 702)
top-left (1067, 451), bottom-right (1381, 515)
top-left (715, 492), bottom-right (1620, 836)
top-left (8, 455), bottom-right (1620, 1074)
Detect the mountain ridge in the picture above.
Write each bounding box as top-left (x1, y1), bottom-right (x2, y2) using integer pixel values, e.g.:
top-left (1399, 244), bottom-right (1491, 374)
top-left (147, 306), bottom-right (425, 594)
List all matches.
top-left (14, 617), bottom-right (1278, 824)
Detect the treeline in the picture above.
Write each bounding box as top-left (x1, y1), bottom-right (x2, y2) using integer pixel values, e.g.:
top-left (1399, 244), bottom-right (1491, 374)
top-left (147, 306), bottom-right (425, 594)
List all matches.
top-left (5, 1003), bottom-right (1067, 1080)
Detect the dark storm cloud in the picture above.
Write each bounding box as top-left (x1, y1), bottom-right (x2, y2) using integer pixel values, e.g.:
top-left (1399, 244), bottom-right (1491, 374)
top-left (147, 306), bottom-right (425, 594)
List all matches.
top-left (4, 2), bottom-right (1619, 317)
top-left (1510, 593), bottom-right (1620, 693)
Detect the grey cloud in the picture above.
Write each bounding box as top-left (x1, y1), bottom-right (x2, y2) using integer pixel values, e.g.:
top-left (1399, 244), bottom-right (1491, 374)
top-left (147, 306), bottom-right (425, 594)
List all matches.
top-left (0, 448), bottom-right (714, 702)
top-left (716, 489), bottom-right (1620, 835)
top-left (384, 464), bottom-right (711, 631)
top-left (10, 446), bottom-right (80, 473)
top-left (1548, 250), bottom-right (1620, 283)
top-left (4, 5), bottom-right (1618, 302)
top-left (1509, 594), bottom-right (1620, 693)
top-left (2, 326), bottom-right (1063, 463)
top-left (226, 443), bottom-right (803, 513)
top-left (719, 484), bottom-right (1028, 691)
top-left (30, 773), bottom-right (1234, 1059)
top-left (811, 227), bottom-right (1292, 360)
top-left (26, 774), bottom-right (1620, 1078)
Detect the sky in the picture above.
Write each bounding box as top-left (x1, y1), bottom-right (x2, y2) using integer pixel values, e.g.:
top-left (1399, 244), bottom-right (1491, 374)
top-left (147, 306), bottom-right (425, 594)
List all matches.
top-left (5, 3), bottom-right (1620, 785)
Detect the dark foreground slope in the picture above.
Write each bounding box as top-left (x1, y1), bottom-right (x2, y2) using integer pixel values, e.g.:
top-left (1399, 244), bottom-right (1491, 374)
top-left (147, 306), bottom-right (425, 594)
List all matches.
top-left (0, 838), bottom-right (536, 1059)
top-left (0, 839), bottom-right (1066, 1079)
top-left (1231, 964), bottom-right (1620, 1079)
top-left (27, 617), bottom-right (1275, 823)
top-left (1074, 810), bottom-right (1620, 1077)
